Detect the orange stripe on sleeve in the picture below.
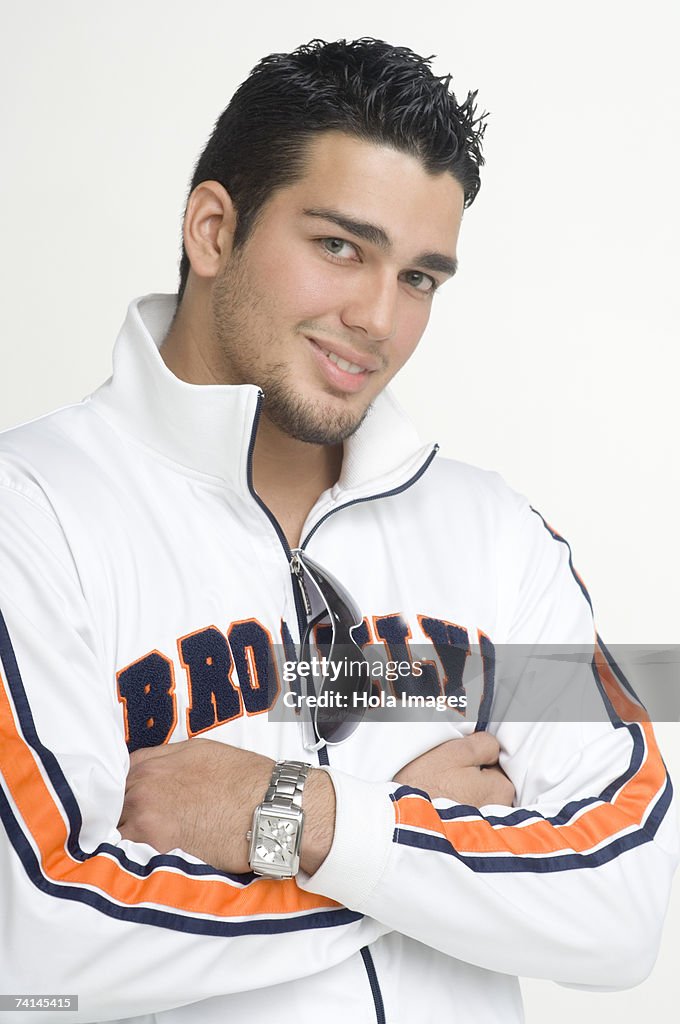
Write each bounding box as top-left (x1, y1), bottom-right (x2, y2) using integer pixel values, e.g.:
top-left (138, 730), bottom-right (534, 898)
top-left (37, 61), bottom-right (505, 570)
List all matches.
top-left (395, 721), bottom-right (664, 858)
top-left (0, 672), bottom-right (337, 919)
top-left (594, 644), bottom-right (648, 724)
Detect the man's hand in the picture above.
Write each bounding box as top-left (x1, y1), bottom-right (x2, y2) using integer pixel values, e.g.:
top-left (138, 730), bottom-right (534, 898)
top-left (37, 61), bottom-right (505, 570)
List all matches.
top-left (393, 732), bottom-right (515, 807)
top-left (118, 739), bottom-right (274, 872)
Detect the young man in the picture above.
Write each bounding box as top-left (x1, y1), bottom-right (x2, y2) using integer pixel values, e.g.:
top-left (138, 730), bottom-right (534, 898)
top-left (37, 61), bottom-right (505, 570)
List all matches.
top-left (0, 39), bottom-right (676, 1024)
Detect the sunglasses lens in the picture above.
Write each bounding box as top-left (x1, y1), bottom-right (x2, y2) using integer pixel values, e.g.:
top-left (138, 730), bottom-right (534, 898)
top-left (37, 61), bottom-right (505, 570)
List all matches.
top-left (297, 555), bottom-right (360, 630)
top-left (296, 553), bottom-right (369, 745)
top-left (314, 635), bottom-right (372, 743)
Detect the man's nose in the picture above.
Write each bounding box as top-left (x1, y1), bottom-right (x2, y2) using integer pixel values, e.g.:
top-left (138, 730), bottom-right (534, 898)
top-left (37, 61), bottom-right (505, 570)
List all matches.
top-left (340, 270), bottom-right (398, 342)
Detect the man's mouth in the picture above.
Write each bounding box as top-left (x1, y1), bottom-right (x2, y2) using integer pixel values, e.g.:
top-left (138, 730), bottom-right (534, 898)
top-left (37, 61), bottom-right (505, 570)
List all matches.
top-left (306, 336), bottom-right (379, 394)
top-left (306, 336), bottom-right (380, 374)
top-left (321, 348), bottom-right (365, 376)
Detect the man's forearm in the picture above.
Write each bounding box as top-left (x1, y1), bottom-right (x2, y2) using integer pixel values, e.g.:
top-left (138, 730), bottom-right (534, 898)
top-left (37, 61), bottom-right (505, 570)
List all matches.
top-left (121, 741), bottom-right (339, 873)
top-left (299, 768), bottom-right (336, 874)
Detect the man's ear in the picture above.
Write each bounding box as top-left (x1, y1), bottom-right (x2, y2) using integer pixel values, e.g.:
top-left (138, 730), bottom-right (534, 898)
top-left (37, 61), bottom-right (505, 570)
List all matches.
top-left (182, 181), bottom-right (238, 282)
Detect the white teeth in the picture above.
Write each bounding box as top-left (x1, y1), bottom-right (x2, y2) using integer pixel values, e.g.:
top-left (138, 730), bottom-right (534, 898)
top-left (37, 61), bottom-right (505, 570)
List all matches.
top-left (325, 350), bottom-right (364, 374)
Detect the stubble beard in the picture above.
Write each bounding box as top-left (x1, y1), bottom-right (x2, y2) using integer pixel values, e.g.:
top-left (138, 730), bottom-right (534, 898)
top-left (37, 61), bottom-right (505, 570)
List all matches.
top-left (256, 367), bottom-right (371, 445)
top-left (211, 261), bottom-right (372, 446)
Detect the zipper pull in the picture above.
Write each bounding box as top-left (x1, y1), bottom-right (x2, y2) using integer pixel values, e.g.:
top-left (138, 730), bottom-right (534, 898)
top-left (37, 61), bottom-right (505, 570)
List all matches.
top-left (290, 551), bottom-right (312, 615)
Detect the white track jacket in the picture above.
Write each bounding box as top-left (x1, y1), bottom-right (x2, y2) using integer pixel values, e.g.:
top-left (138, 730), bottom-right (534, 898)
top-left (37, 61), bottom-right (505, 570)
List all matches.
top-left (0, 294), bottom-right (677, 1023)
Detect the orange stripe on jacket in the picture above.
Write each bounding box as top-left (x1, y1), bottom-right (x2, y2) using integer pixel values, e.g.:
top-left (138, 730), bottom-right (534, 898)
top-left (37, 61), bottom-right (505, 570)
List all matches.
top-left (0, 672), bottom-right (337, 919)
top-left (395, 721), bottom-right (664, 858)
top-left (593, 644), bottom-right (649, 724)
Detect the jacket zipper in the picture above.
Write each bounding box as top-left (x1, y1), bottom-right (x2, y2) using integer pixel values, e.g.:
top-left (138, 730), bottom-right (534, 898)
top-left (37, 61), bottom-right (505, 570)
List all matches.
top-left (246, 392), bottom-right (436, 1022)
top-left (247, 392), bottom-right (439, 635)
top-left (290, 552), bottom-right (312, 616)
top-left (245, 393), bottom-right (309, 636)
top-left (300, 443), bottom-right (439, 548)
top-left (360, 947), bottom-right (387, 1024)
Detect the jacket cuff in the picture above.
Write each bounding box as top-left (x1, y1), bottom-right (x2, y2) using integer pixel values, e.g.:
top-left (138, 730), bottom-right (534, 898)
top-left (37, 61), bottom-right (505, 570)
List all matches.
top-left (298, 767), bottom-right (397, 910)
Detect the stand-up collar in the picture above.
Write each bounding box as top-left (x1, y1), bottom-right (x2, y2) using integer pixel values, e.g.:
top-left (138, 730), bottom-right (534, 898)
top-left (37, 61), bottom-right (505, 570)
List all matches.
top-left (90, 294), bottom-right (434, 497)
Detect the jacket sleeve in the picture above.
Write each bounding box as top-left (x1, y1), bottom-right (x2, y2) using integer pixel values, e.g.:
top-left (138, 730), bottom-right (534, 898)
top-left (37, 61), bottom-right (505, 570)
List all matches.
top-left (300, 498), bottom-right (679, 989)
top-left (0, 479), bottom-right (388, 1022)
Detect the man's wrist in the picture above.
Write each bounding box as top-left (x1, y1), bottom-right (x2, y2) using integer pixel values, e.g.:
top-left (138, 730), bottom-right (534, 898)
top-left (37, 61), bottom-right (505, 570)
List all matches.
top-left (299, 768), bottom-right (336, 875)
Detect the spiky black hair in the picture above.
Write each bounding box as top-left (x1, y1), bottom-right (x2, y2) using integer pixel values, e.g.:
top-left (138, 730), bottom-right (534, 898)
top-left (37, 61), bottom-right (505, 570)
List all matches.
top-left (177, 38), bottom-right (487, 300)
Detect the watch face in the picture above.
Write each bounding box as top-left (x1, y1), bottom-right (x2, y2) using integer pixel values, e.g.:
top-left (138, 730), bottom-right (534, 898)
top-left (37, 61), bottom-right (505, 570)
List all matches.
top-left (254, 816), bottom-right (298, 867)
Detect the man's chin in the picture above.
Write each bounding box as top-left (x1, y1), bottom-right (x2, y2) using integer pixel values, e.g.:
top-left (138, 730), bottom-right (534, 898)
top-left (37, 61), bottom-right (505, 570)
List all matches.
top-left (263, 390), bottom-right (370, 446)
top-left (282, 409), bottom-right (369, 446)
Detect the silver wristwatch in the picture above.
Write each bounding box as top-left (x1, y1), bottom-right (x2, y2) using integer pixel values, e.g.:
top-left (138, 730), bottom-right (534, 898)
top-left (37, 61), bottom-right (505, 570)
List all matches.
top-left (247, 760), bottom-right (312, 878)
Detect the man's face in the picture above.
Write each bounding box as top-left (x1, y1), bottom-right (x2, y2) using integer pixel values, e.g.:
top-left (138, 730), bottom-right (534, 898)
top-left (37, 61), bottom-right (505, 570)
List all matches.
top-left (210, 132), bottom-right (465, 444)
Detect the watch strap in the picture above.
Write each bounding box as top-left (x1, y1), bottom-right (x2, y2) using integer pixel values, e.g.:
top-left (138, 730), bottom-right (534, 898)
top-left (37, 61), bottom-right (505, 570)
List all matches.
top-left (262, 760), bottom-right (312, 813)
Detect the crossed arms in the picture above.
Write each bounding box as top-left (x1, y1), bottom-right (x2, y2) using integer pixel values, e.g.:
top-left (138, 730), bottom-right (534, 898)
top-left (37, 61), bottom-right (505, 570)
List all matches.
top-left (119, 731), bottom-right (515, 874)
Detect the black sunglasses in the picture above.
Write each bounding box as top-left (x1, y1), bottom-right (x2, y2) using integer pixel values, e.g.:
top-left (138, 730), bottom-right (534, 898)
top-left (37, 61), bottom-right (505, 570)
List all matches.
top-left (292, 551), bottom-right (371, 748)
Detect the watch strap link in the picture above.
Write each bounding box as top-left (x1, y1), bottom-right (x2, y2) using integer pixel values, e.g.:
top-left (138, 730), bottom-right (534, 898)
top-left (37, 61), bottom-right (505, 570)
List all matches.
top-left (262, 760), bottom-right (311, 812)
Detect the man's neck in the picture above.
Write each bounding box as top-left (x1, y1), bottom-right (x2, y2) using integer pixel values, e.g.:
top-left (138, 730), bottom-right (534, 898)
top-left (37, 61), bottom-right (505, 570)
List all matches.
top-left (161, 305), bottom-right (222, 385)
top-left (252, 416), bottom-right (343, 549)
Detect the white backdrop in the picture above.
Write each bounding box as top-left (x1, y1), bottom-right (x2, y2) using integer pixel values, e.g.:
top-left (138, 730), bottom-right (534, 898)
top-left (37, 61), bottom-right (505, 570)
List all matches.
top-left (1, 1), bottom-right (678, 1020)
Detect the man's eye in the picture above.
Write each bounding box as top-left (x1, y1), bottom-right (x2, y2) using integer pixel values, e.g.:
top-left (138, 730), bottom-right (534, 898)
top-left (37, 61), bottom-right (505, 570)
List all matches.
top-left (321, 238), bottom-right (356, 258)
top-left (402, 270), bottom-right (437, 294)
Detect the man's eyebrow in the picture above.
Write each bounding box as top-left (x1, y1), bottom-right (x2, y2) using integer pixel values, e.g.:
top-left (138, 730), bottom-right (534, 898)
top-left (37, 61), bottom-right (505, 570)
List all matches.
top-left (414, 252), bottom-right (458, 277)
top-left (302, 207), bottom-right (458, 278)
top-left (303, 207), bottom-right (390, 249)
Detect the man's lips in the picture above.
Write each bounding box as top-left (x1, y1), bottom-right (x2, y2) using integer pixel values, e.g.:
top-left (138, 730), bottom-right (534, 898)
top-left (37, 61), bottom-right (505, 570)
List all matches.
top-left (305, 336), bottom-right (382, 374)
top-left (306, 336), bottom-right (381, 394)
